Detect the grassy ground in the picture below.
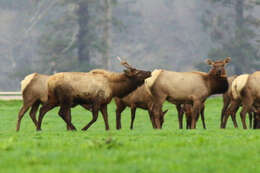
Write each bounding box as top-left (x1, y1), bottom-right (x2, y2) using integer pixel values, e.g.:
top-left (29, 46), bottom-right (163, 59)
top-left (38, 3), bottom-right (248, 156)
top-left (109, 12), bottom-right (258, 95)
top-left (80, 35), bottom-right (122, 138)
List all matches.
top-left (0, 97), bottom-right (259, 173)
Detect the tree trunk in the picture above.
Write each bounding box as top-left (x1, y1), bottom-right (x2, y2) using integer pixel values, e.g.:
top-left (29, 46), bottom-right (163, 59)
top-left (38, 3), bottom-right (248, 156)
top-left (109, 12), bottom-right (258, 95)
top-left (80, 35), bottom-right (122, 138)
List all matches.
top-left (76, 0), bottom-right (90, 64)
top-left (103, 0), bottom-right (112, 69)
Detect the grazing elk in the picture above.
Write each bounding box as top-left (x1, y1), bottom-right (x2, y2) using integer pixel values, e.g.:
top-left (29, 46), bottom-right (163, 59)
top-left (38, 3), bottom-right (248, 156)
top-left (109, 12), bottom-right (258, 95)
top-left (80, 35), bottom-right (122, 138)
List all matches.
top-left (16, 73), bottom-right (49, 131)
top-left (222, 72), bottom-right (260, 129)
top-left (145, 57), bottom-right (231, 129)
top-left (114, 84), bottom-right (168, 130)
top-left (36, 58), bottom-right (151, 131)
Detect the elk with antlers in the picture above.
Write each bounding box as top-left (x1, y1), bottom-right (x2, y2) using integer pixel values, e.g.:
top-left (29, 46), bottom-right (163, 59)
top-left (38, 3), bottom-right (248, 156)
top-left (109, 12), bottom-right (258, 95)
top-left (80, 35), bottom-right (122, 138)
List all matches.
top-left (36, 57), bottom-right (151, 131)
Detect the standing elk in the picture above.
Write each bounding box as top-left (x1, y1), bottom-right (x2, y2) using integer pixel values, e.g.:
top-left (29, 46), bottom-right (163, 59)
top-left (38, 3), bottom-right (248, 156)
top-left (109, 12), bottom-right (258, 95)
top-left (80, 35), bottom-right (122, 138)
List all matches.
top-left (220, 74), bottom-right (253, 128)
top-left (220, 75), bottom-right (237, 127)
top-left (16, 73), bottom-right (49, 131)
top-left (36, 58), bottom-right (151, 131)
top-left (145, 57), bottom-right (231, 129)
top-left (114, 84), bottom-right (168, 130)
top-left (222, 72), bottom-right (260, 129)
top-left (16, 73), bottom-right (92, 131)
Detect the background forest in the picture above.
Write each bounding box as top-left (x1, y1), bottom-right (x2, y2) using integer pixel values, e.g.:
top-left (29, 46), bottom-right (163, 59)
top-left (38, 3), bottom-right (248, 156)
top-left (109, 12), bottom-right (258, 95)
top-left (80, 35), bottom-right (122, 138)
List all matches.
top-left (0, 0), bottom-right (260, 90)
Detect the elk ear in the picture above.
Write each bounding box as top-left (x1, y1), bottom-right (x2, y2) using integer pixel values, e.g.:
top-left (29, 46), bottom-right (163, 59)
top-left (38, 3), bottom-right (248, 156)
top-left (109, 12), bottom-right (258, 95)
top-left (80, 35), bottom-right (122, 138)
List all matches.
top-left (223, 57), bottom-right (231, 64)
top-left (205, 59), bottom-right (214, 65)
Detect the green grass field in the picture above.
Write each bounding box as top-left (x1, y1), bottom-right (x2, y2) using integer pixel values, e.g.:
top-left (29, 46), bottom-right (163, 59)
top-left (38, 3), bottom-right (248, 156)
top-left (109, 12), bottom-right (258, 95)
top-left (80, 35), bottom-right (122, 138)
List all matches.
top-left (0, 97), bottom-right (260, 173)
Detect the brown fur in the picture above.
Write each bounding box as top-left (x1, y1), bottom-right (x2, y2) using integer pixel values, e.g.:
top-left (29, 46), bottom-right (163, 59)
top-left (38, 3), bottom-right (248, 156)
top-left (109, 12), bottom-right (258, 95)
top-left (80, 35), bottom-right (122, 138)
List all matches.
top-left (114, 84), bottom-right (168, 130)
top-left (146, 57), bottom-right (231, 129)
top-left (36, 63), bottom-right (151, 131)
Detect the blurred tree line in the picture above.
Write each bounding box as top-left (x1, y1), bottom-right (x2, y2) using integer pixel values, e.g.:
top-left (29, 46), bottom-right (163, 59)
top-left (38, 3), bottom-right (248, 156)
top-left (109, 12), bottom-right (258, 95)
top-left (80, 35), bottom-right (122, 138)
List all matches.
top-left (197, 0), bottom-right (260, 74)
top-left (0, 0), bottom-right (260, 90)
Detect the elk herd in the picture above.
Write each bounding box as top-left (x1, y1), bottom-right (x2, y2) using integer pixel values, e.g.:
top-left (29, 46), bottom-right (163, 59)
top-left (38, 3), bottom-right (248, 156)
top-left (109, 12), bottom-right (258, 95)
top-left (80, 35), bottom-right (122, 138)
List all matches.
top-left (14, 56), bottom-right (260, 131)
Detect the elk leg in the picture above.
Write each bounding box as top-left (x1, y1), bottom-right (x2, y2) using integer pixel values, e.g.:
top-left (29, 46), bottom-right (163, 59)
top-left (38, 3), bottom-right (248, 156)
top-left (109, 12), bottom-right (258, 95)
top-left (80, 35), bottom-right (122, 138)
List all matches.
top-left (191, 100), bottom-right (201, 129)
top-left (176, 104), bottom-right (184, 129)
top-left (148, 109), bottom-right (156, 129)
top-left (152, 104), bottom-right (163, 129)
top-left (249, 111), bottom-right (253, 129)
top-left (116, 104), bottom-right (126, 130)
top-left (100, 104), bottom-right (109, 130)
top-left (240, 97), bottom-right (253, 129)
top-left (37, 103), bottom-right (56, 131)
top-left (231, 103), bottom-right (240, 128)
top-left (186, 116), bottom-right (190, 129)
top-left (222, 112), bottom-right (230, 129)
top-left (58, 107), bottom-right (76, 130)
top-left (29, 101), bottom-right (40, 128)
top-left (220, 96), bottom-right (230, 127)
top-left (229, 104), bottom-right (240, 128)
top-left (221, 100), bottom-right (239, 128)
top-left (82, 104), bottom-right (99, 131)
top-left (240, 108), bottom-right (248, 129)
top-left (16, 104), bottom-right (31, 131)
top-left (200, 106), bottom-right (206, 129)
top-left (253, 113), bottom-right (257, 129)
top-left (130, 107), bottom-right (136, 130)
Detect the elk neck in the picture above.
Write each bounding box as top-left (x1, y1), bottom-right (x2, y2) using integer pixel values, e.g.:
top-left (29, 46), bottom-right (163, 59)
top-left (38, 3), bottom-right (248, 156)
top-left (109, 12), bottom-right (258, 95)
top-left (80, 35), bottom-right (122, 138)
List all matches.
top-left (206, 74), bottom-right (229, 95)
top-left (109, 74), bottom-right (143, 98)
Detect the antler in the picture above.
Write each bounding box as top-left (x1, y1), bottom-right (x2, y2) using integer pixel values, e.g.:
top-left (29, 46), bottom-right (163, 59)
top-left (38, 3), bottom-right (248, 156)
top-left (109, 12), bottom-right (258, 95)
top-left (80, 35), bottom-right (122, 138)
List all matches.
top-left (116, 56), bottom-right (134, 69)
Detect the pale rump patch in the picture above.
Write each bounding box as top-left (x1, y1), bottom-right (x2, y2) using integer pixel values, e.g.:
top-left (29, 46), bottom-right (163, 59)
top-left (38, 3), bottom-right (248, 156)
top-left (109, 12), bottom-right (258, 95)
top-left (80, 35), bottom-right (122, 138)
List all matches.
top-left (231, 74), bottom-right (249, 99)
top-left (21, 73), bottom-right (37, 93)
top-left (145, 69), bottom-right (163, 96)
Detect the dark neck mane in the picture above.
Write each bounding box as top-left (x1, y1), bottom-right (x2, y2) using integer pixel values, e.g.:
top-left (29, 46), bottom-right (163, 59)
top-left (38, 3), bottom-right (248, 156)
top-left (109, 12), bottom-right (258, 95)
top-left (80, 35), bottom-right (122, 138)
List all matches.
top-left (206, 74), bottom-right (229, 95)
top-left (109, 76), bottom-right (142, 98)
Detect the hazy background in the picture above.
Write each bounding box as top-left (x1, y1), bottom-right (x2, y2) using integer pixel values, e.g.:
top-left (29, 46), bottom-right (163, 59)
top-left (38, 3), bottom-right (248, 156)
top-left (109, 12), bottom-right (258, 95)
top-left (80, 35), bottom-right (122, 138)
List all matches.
top-left (0, 0), bottom-right (260, 91)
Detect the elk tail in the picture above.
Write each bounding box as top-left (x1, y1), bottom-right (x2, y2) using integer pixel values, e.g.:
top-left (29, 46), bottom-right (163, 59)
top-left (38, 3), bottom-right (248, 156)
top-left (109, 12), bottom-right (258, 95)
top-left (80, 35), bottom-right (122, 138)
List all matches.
top-left (231, 74), bottom-right (249, 100)
top-left (145, 69), bottom-right (163, 96)
top-left (21, 73), bottom-right (37, 93)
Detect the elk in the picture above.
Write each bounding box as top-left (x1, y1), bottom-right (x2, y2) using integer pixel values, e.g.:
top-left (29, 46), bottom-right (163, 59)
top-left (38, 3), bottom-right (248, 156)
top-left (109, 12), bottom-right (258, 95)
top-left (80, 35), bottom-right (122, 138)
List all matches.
top-left (36, 58), bottom-right (151, 131)
top-left (16, 73), bottom-right (49, 131)
top-left (220, 75), bottom-right (237, 127)
top-left (222, 72), bottom-right (260, 129)
top-left (145, 57), bottom-right (231, 129)
top-left (220, 75), bottom-right (253, 128)
top-left (16, 73), bottom-right (93, 131)
top-left (114, 84), bottom-right (168, 130)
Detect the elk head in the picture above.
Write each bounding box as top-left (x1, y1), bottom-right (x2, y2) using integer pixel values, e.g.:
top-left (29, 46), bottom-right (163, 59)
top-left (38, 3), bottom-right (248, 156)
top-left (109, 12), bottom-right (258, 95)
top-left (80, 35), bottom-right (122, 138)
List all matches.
top-left (206, 57), bottom-right (231, 78)
top-left (117, 56), bottom-right (151, 86)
